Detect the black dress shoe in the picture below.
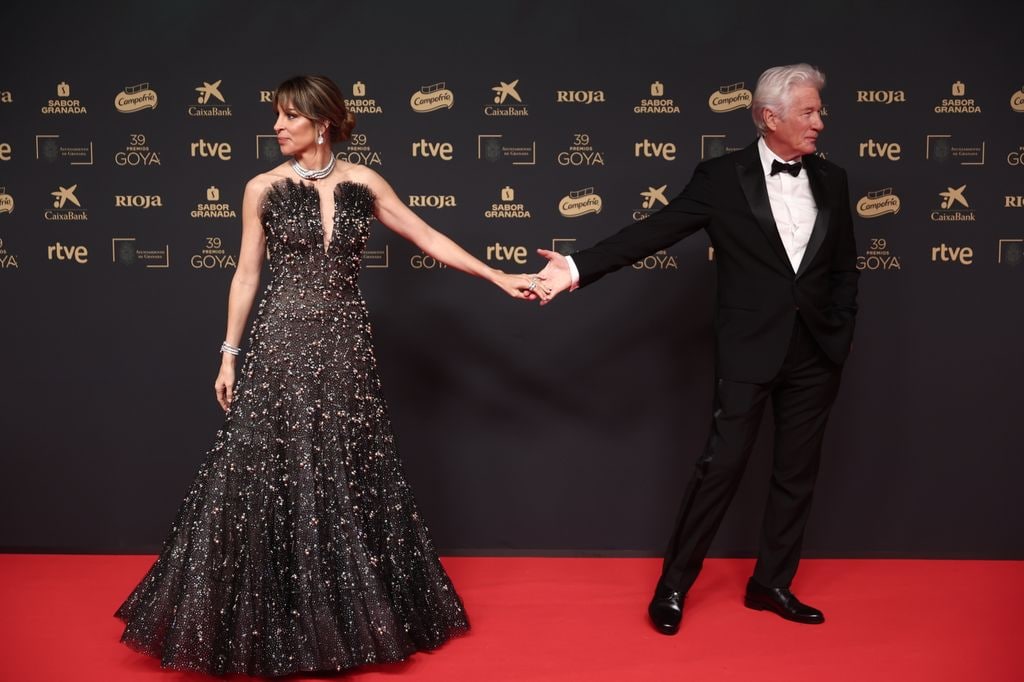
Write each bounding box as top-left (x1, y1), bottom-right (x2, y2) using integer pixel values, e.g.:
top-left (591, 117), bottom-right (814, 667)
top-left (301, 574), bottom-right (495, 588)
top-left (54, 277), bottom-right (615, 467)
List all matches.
top-left (743, 578), bottom-right (824, 624)
top-left (648, 582), bottom-right (684, 635)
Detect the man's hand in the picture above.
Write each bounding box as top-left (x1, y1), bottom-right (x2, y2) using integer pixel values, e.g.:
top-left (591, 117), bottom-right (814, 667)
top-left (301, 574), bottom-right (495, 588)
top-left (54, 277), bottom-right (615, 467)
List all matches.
top-left (528, 249), bottom-right (573, 306)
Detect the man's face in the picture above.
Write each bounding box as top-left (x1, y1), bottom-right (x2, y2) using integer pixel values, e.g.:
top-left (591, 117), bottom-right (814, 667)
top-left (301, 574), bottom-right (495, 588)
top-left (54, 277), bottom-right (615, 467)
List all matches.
top-left (764, 85), bottom-right (824, 160)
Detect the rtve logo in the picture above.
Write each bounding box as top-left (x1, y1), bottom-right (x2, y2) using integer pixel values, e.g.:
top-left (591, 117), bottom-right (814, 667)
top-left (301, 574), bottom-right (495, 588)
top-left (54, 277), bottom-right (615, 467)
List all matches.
top-left (634, 139), bottom-right (677, 160)
top-left (190, 139), bottom-right (232, 160)
top-left (858, 139), bottom-right (901, 160)
top-left (411, 139), bottom-right (453, 160)
top-left (47, 241), bottom-right (88, 263)
top-left (931, 243), bottom-right (974, 265)
top-left (485, 241), bottom-right (528, 265)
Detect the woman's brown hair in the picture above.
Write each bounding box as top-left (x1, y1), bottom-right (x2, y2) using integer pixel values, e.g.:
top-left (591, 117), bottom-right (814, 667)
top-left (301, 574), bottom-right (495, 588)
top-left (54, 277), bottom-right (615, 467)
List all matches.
top-left (272, 75), bottom-right (355, 143)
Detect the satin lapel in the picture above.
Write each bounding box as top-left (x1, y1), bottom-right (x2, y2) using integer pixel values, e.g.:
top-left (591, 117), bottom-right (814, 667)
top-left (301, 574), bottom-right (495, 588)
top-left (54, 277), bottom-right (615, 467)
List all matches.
top-left (736, 145), bottom-right (794, 274)
top-left (796, 154), bottom-right (831, 278)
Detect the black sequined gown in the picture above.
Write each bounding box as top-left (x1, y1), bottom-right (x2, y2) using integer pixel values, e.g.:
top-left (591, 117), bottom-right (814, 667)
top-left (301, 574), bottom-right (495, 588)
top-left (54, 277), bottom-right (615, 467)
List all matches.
top-left (116, 179), bottom-right (469, 676)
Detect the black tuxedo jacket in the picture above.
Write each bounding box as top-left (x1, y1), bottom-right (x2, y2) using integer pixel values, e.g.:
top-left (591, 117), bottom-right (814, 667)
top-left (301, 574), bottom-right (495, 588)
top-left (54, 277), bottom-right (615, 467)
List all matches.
top-left (572, 141), bottom-right (859, 383)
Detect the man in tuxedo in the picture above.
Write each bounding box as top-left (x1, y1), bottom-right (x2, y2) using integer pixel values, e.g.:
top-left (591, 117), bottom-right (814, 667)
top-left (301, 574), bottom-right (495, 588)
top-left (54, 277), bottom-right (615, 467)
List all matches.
top-left (530, 64), bottom-right (858, 635)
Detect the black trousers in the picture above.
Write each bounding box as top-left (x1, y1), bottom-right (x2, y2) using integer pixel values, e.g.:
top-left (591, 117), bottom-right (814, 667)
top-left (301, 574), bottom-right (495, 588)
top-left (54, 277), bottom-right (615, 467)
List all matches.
top-left (660, 316), bottom-right (843, 592)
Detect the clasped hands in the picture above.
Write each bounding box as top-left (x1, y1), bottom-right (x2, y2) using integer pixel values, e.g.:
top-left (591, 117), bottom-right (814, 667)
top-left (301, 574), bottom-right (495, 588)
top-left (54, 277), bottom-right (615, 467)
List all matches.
top-left (500, 248), bottom-right (572, 305)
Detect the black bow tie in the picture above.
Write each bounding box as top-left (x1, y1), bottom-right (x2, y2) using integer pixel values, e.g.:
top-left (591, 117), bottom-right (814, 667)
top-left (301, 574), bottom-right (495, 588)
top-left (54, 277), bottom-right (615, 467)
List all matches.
top-left (770, 160), bottom-right (802, 177)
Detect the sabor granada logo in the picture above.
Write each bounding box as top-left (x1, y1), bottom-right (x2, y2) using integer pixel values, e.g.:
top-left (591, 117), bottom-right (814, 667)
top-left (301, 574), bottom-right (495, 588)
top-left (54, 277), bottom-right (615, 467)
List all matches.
top-left (634, 81), bottom-right (679, 114)
top-left (115, 82), bottom-right (158, 113)
top-left (410, 82), bottom-right (454, 113)
top-left (485, 186), bottom-right (532, 219)
top-left (559, 187), bottom-right (602, 218)
top-left (856, 188), bottom-right (901, 218)
top-left (191, 186), bottom-right (237, 218)
top-left (346, 82), bottom-right (382, 114)
top-left (42, 82), bottom-right (87, 114)
top-left (708, 82), bottom-right (752, 113)
top-left (934, 81), bottom-right (981, 113)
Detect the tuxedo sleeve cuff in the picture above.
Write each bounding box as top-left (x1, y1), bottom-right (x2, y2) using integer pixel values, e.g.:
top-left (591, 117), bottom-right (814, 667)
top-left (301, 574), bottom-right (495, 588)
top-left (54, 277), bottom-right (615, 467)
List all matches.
top-left (566, 255), bottom-right (580, 291)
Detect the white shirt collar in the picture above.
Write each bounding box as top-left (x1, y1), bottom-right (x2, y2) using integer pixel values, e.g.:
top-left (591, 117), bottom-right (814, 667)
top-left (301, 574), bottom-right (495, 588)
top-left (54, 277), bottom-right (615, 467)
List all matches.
top-left (757, 137), bottom-right (803, 177)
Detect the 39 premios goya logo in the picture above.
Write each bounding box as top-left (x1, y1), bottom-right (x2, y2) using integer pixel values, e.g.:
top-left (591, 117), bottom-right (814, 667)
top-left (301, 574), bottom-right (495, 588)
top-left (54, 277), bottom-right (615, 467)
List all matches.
top-left (189, 80), bottom-right (231, 117)
top-left (707, 82), bottom-right (752, 113)
top-left (45, 184), bottom-right (87, 221)
top-left (557, 133), bottom-right (605, 166)
top-left (558, 187), bottom-right (602, 218)
top-left (634, 81), bottom-right (679, 114)
top-left (114, 82), bottom-right (158, 113)
top-left (856, 188), bottom-right (901, 218)
top-left (486, 79), bottom-right (528, 116)
top-left (115, 134), bottom-right (161, 167)
top-left (337, 134), bottom-right (382, 167)
top-left (857, 238), bottom-right (901, 271)
top-left (410, 82), bottom-right (454, 113)
top-left (191, 237), bottom-right (236, 269)
top-left (346, 81), bottom-right (382, 114)
top-left (42, 82), bottom-right (87, 114)
top-left (484, 186), bottom-right (532, 219)
top-left (0, 237), bottom-right (19, 269)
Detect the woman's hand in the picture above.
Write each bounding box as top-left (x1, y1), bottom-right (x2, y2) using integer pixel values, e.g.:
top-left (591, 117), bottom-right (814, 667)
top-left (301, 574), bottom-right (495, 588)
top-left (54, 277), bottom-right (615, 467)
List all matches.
top-left (491, 269), bottom-right (552, 301)
top-left (214, 361), bottom-right (236, 412)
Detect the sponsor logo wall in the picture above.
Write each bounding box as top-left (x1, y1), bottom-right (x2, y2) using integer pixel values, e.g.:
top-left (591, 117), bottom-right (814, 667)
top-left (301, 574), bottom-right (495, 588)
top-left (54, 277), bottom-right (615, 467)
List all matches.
top-left (2, 1), bottom-right (1021, 559)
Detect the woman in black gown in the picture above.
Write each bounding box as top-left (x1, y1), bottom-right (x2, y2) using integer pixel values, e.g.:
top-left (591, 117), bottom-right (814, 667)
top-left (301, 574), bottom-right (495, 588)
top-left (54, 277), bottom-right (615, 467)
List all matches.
top-left (115, 74), bottom-right (547, 677)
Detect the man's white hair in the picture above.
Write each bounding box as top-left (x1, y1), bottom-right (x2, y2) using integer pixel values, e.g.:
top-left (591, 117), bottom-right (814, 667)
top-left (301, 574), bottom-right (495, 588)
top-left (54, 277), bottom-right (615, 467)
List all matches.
top-left (751, 64), bottom-right (826, 135)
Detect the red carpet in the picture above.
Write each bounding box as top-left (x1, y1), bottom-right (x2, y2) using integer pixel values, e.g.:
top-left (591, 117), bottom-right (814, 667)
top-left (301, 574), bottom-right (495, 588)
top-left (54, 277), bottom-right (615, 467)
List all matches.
top-left (1, 555), bottom-right (1020, 681)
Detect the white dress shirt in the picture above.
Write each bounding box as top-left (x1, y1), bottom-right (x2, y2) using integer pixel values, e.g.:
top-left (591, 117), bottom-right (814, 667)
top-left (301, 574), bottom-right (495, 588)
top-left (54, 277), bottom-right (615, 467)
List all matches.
top-left (565, 137), bottom-right (818, 287)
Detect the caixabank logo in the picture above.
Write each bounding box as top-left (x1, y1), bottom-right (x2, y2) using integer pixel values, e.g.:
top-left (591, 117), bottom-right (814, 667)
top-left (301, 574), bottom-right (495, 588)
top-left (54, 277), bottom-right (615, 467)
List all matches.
top-left (114, 82), bottom-right (158, 113)
top-left (708, 82), bottom-right (752, 113)
top-left (559, 187), bottom-right (602, 218)
top-left (410, 82), bottom-right (454, 112)
top-left (45, 184), bottom-right (87, 221)
top-left (634, 81), bottom-right (679, 114)
top-left (189, 80), bottom-right (231, 117)
top-left (633, 185), bottom-right (669, 221)
top-left (346, 82), bottom-right (382, 114)
top-left (930, 185), bottom-right (976, 222)
top-left (856, 188), bottom-right (901, 218)
top-left (486, 79), bottom-right (528, 116)
top-left (42, 82), bottom-right (87, 114)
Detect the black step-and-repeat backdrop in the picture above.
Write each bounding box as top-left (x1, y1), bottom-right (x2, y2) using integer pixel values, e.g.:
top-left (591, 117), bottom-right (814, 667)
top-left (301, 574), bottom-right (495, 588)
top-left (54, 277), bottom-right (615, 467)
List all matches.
top-left (2, 1), bottom-right (1022, 558)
